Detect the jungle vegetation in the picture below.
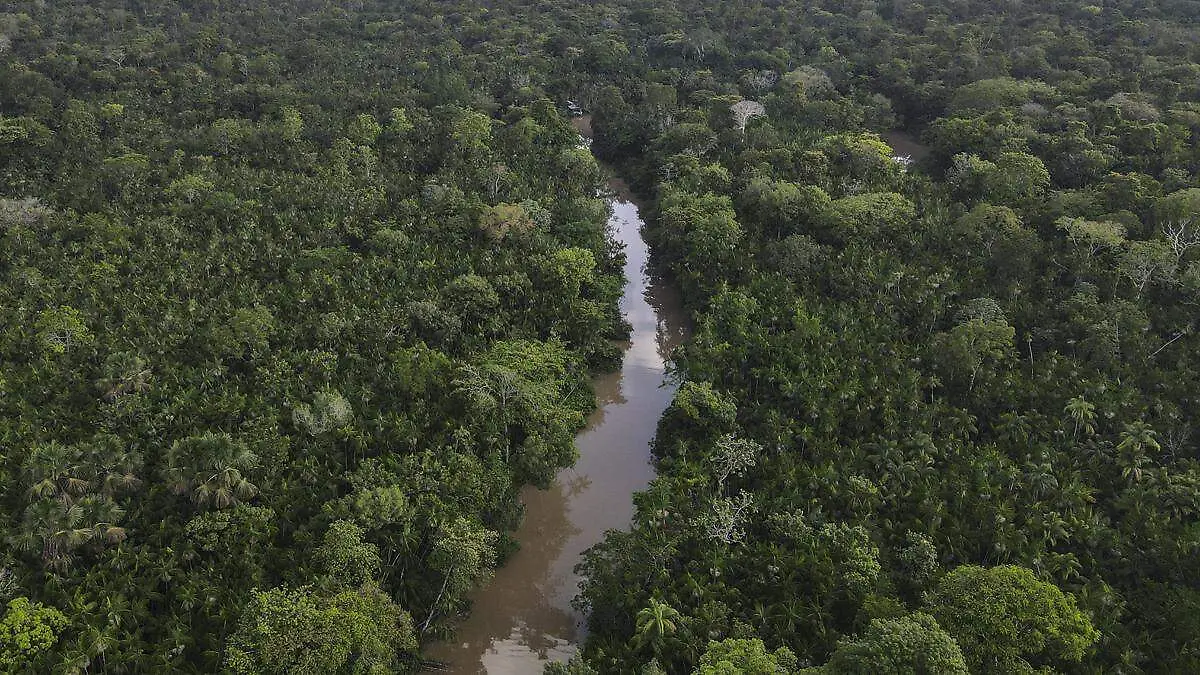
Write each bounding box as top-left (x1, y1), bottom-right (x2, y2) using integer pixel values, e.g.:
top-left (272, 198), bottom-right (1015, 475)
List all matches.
top-left (1, 0), bottom-right (1199, 673)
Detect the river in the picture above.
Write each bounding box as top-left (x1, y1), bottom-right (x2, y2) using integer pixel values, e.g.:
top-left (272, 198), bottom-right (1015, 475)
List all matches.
top-left (881, 129), bottom-right (931, 163)
top-left (425, 133), bottom-right (689, 673)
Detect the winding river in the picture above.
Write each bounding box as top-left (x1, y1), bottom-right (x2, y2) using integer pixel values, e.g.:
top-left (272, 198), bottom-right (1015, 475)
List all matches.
top-left (425, 128), bottom-right (688, 673)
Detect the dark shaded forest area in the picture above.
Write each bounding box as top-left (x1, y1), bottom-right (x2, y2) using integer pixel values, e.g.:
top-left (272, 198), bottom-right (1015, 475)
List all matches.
top-left (1, 0), bottom-right (1198, 673)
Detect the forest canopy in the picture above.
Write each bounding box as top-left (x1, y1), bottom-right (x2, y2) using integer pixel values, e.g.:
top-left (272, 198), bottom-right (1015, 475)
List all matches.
top-left (1, 0), bottom-right (1199, 673)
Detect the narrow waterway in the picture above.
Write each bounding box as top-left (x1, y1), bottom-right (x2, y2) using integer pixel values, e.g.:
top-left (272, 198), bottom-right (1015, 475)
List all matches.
top-left (425, 145), bottom-right (689, 673)
top-left (881, 129), bottom-right (931, 163)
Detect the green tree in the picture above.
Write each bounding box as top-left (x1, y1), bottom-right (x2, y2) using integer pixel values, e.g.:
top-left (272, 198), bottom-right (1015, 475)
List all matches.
top-left (948, 78), bottom-right (1043, 114)
top-left (895, 532), bottom-right (940, 595)
top-left (346, 113), bottom-right (382, 146)
top-left (820, 133), bottom-right (897, 185)
top-left (738, 178), bottom-right (832, 239)
top-left (633, 598), bottom-right (682, 656)
top-left (956, 203), bottom-right (1040, 289)
top-left (818, 613), bottom-right (967, 674)
top-left (1116, 421), bottom-right (1159, 483)
top-left (658, 190), bottom-right (744, 290)
top-left (34, 306), bottom-right (92, 355)
top-left (387, 108), bottom-right (414, 136)
top-left (545, 657), bottom-right (599, 674)
top-left (925, 565), bottom-right (1098, 673)
top-left (276, 106), bottom-right (304, 142)
top-left (165, 433), bottom-right (259, 510)
top-left (826, 192), bottom-right (916, 244)
top-left (932, 299), bottom-right (1015, 390)
top-left (225, 584), bottom-right (416, 675)
top-left (0, 597), bottom-right (69, 672)
top-left (450, 109), bottom-right (493, 156)
top-left (983, 152), bottom-right (1050, 209)
top-left (212, 306), bottom-right (276, 359)
top-left (184, 505), bottom-right (277, 588)
top-left (478, 202), bottom-right (536, 241)
top-left (1065, 396), bottom-right (1097, 438)
top-left (654, 381), bottom-right (738, 457)
top-left (696, 638), bottom-right (797, 674)
top-left (315, 520), bottom-right (381, 589)
top-left (548, 247), bottom-right (597, 298)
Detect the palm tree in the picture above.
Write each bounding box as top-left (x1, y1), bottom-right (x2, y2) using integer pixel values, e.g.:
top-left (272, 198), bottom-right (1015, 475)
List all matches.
top-left (1117, 421), bottom-right (1159, 483)
top-left (83, 496), bottom-right (128, 545)
top-left (166, 433), bottom-right (259, 509)
top-left (633, 597), bottom-right (681, 655)
top-left (16, 496), bottom-right (123, 571)
top-left (23, 438), bottom-right (141, 505)
top-left (19, 499), bottom-right (91, 570)
top-left (1025, 463), bottom-right (1059, 500)
top-left (81, 438), bottom-right (142, 498)
top-left (24, 441), bottom-right (89, 505)
top-left (1065, 396), bottom-right (1097, 438)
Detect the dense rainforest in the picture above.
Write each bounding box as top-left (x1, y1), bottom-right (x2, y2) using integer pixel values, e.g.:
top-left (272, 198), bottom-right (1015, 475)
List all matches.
top-left (1, 0), bottom-right (1199, 674)
top-left (0, 1), bottom-right (628, 672)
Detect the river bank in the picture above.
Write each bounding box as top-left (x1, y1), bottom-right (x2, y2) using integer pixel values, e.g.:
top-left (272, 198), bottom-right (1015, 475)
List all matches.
top-left (424, 127), bottom-right (689, 672)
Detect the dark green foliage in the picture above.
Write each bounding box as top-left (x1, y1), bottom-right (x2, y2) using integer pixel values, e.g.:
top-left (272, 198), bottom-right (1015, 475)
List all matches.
top-left (3, 0), bottom-right (1199, 672)
top-left (0, 2), bottom-right (626, 671)
top-left (564, 0), bottom-right (1200, 672)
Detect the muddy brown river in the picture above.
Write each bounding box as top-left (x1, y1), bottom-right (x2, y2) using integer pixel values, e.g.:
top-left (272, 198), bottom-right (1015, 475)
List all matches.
top-left (425, 155), bottom-right (689, 673)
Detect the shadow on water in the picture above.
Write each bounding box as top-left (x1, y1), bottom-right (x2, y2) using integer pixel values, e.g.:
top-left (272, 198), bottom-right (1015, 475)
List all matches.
top-left (424, 147), bottom-right (691, 673)
top-left (881, 129), bottom-right (931, 163)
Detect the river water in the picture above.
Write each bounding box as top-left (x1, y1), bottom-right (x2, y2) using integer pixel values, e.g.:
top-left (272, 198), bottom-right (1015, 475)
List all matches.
top-left (881, 130), bottom-right (931, 163)
top-left (425, 147), bottom-right (689, 673)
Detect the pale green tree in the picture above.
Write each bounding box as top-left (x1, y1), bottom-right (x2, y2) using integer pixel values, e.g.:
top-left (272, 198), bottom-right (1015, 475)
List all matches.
top-left (710, 434), bottom-right (760, 492)
top-left (925, 565), bottom-right (1098, 673)
top-left (0, 597), bottom-right (69, 671)
top-left (1057, 217), bottom-right (1126, 258)
top-left (34, 306), bottom-right (92, 355)
top-left (293, 390), bottom-right (352, 436)
top-left (225, 583), bottom-right (415, 674)
top-left (818, 612), bottom-right (967, 674)
top-left (696, 638), bottom-right (797, 674)
top-left (1154, 188), bottom-right (1200, 262)
top-left (421, 517), bottom-right (498, 632)
top-left (1117, 240), bottom-right (1176, 295)
top-left (315, 520), bottom-right (381, 588)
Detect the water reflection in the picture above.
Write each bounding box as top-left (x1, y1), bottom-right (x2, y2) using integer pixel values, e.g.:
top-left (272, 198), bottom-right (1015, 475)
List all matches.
top-left (425, 179), bottom-right (690, 673)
